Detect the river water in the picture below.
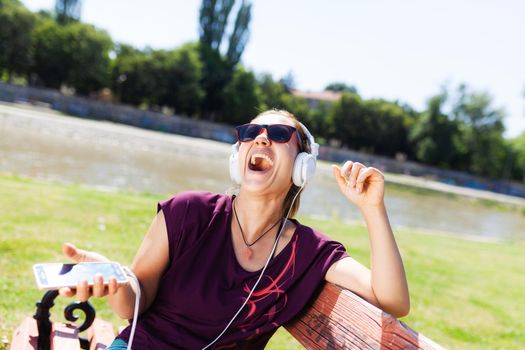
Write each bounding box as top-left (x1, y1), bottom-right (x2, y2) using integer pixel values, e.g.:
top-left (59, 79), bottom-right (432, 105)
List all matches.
top-left (1, 103), bottom-right (524, 241)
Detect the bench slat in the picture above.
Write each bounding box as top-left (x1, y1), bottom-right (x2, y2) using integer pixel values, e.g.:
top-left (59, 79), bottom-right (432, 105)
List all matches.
top-left (285, 283), bottom-right (443, 350)
top-left (10, 317), bottom-right (38, 350)
top-left (10, 318), bottom-right (83, 350)
top-left (51, 323), bottom-right (80, 350)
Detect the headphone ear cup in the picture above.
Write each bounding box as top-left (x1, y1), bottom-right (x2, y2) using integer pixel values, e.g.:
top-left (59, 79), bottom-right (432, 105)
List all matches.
top-left (293, 152), bottom-right (316, 186)
top-left (229, 143), bottom-right (241, 184)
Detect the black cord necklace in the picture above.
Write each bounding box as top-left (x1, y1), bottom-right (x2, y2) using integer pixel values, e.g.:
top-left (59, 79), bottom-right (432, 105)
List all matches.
top-left (233, 198), bottom-right (283, 247)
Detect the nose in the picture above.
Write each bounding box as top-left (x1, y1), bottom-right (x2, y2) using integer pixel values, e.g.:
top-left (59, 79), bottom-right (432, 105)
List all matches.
top-left (254, 129), bottom-right (271, 146)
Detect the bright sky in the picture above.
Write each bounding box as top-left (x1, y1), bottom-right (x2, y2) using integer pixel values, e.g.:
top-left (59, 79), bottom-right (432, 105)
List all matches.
top-left (22, 0), bottom-right (525, 138)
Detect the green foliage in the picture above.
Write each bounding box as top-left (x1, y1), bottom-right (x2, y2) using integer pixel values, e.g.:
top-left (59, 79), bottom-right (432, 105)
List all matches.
top-left (32, 19), bottom-right (112, 94)
top-left (222, 65), bottom-right (261, 124)
top-left (509, 132), bottom-right (525, 183)
top-left (31, 19), bottom-right (72, 89)
top-left (199, 0), bottom-right (235, 50)
top-left (226, 0), bottom-right (252, 66)
top-left (451, 85), bottom-right (509, 178)
top-left (0, 0), bottom-right (23, 7)
top-left (324, 82), bottom-right (357, 94)
top-left (198, 44), bottom-right (234, 118)
top-left (161, 43), bottom-right (204, 116)
top-left (362, 98), bottom-right (413, 156)
top-left (111, 45), bottom-right (152, 105)
top-left (198, 0), bottom-right (253, 118)
top-left (257, 73), bottom-right (287, 111)
top-left (327, 92), bottom-right (364, 148)
top-left (66, 23), bottom-right (112, 94)
top-left (0, 2), bottom-right (35, 81)
top-left (112, 44), bottom-right (204, 116)
top-left (325, 92), bottom-right (417, 156)
top-left (409, 94), bottom-right (463, 167)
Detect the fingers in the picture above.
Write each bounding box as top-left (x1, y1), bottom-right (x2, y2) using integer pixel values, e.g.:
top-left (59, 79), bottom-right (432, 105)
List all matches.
top-left (92, 274), bottom-right (106, 298)
top-left (59, 287), bottom-right (75, 298)
top-left (62, 242), bottom-right (110, 262)
top-left (331, 165), bottom-right (347, 193)
top-left (347, 162), bottom-right (365, 188)
top-left (63, 242), bottom-right (87, 263)
top-left (333, 161), bottom-right (378, 194)
top-left (58, 276), bottom-right (119, 301)
top-left (355, 167), bottom-right (380, 193)
top-left (76, 280), bottom-right (90, 302)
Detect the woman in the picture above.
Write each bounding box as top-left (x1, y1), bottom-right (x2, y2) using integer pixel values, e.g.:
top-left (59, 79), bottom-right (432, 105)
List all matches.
top-left (60, 110), bottom-right (410, 349)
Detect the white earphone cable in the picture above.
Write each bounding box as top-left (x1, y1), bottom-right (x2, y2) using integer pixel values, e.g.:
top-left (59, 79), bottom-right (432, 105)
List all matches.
top-left (201, 184), bottom-right (305, 350)
top-left (122, 266), bottom-right (141, 350)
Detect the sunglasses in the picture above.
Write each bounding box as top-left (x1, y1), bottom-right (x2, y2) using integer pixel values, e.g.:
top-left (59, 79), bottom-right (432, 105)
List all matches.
top-left (235, 124), bottom-right (302, 145)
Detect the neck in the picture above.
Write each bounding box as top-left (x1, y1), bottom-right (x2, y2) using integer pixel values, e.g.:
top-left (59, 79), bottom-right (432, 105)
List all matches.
top-left (234, 190), bottom-right (286, 244)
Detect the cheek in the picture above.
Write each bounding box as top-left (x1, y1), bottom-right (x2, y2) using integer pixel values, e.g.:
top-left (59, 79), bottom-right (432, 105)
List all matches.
top-left (238, 143), bottom-right (250, 162)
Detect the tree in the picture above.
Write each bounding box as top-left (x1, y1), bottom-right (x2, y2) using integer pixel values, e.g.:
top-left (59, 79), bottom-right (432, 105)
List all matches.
top-left (510, 132), bottom-right (525, 183)
top-left (197, 43), bottom-right (232, 119)
top-left (226, 0), bottom-right (251, 66)
top-left (222, 66), bottom-right (261, 124)
top-left (257, 73), bottom-right (287, 110)
top-left (0, 1), bottom-right (35, 82)
top-left (199, 0), bottom-right (235, 51)
top-left (112, 44), bottom-right (204, 116)
top-left (32, 19), bottom-right (113, 94)
top-left (451, 85), bottom-right (508, 178)
top-left (66, 23), bottom-right (113, 94)
top-left (362, 99), bottom-right (413, 157)
top-left (409, 93), bottom-right (466, 167)
top-left (55, 0), bottom-right (81, 25)
top-left (152, 44), bottom-right (204, 116)
top-left (111, 44), bottom-right (152, 106)
top-left (31, 19), bottom-right (72, 89)
top-left (198, 0), bottom-right (253, 118)
top-left (327, 92), bottom-right (365, 148)
top-left (325, 82), bottom-right (357, 94)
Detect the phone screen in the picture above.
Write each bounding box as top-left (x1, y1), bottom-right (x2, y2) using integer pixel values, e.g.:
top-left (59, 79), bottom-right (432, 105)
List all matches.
top-left (33, 262), bottom-right (127, 289)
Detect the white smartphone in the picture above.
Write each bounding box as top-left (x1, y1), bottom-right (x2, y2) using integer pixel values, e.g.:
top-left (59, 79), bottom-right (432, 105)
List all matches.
top-left (33, 262), bottom-right (128, 290)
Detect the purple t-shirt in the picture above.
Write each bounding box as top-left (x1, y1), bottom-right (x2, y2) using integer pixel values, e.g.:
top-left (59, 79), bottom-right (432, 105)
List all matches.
top-left (118, 191), bottom-right (348, 349)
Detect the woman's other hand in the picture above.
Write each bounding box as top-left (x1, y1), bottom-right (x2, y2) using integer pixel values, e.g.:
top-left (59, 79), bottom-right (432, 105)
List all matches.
top-left (58, 242), bottom-right (120, 302)
top-left (332, 161), bottom-right (385, 210)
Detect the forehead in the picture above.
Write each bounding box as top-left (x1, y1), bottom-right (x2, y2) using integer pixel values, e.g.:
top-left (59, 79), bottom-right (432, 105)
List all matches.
top-left (251, 113), bottom-right (295, 127)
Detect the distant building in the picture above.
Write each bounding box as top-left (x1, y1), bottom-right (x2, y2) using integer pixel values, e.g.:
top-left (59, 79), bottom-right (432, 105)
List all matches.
top-left (290, 89), bottom-right (341, 109)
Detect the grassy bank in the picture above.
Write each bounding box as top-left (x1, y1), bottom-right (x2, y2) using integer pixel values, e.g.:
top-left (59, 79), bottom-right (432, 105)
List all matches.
top-left (0, 175), bottom-right (523, 349)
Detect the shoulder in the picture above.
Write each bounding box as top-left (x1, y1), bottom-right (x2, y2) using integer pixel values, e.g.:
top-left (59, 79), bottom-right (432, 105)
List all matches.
top-left (294, 221), bottom-right (342, 248)
top-left (158, 191), bottom-right (231, 215)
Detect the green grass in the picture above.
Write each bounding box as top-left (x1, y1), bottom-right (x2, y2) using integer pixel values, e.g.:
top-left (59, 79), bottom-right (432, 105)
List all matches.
top-left (0, 174), bottom-right (524, 349)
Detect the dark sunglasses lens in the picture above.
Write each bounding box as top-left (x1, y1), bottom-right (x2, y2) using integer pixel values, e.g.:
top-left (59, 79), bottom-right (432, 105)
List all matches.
top-left (268, 125), bottom-right (294, 142)
top-left (237, 124), bottom-right (262, 141)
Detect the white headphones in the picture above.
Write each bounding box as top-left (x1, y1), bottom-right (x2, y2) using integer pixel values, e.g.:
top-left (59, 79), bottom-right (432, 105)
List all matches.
top-left (229, 122), bottom-right (319, 187)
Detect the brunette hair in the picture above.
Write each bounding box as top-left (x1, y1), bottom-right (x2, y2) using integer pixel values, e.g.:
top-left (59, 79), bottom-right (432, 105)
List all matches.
top-left (254, 109), bottom-right (312, 218)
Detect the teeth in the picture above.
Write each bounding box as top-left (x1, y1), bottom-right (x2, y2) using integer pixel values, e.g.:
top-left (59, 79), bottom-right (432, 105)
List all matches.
top-left (250, 153), bottom-right (274, 166)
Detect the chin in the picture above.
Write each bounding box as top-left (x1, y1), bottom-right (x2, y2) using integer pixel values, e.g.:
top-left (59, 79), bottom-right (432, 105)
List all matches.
top-left (241, 173), bottom-right (291, 196)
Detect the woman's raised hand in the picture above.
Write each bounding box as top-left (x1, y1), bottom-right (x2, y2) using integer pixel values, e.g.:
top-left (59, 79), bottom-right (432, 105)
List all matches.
top-left (332, 161), bottom-right (385, 210)
top-left (59, 242), bottom-right (121, 302)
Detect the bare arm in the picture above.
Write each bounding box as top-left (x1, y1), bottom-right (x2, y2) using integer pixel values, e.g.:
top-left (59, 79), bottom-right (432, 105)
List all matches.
top-left (325, 162), bottom-right (410, 318)
top-left (60, 210), bottom-right (170, 320)
top-left (108, 210), bottom-right (170, 318)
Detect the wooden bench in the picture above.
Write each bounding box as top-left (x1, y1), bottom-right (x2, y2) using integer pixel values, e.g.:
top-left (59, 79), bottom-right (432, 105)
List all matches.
top-left (285, 283), bottom-right (444, 349)
top-left (11, 283), bottom-right (443, 349)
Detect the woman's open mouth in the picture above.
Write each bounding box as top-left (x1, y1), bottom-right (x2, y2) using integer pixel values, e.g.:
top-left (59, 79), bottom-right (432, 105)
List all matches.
top-left (248, 153), bottom-right (274, 172)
